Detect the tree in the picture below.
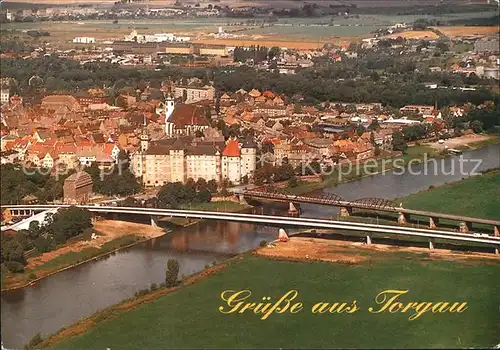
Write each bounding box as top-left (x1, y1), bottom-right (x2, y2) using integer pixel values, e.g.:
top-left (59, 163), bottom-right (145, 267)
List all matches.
top-left (392, 130), bottom-right (407, 152)
top-left (288, 176), bottom-right (298, 188)
top-left (293, 103), bottom-right (302, 114)
top-left (122, 197), bottom-right (139, 207)
top-left (2, 239), bottom-right (27, 266)
top-left (195, 178), bottom-right (207, 191)
top-left (25, 333), bottom-right (44, 349)
top-left (51, 206), bottom-right (92, 242)
top-left (355, 125), bottom-right (366, 137)
top-left (165, 259), bottom-right (180, 287)
top-left (268, 46), bottom-right (281, 60)
top-left (261, 141), bottom-right (275, 155)
top-left (368, 119), bottom-right (379, 131)
top-left (197, 188), bottom-right (212, 203)
top-left (207, 179), bottom-right (218, 193)
top-left (471, 120), bottom-right (483, 133)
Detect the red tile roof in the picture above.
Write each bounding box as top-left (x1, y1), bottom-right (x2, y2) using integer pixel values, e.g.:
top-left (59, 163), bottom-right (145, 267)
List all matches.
top-left (222, 139), bottom-right (240, 157)
top-left (168, 104), bottom-right (210, 129)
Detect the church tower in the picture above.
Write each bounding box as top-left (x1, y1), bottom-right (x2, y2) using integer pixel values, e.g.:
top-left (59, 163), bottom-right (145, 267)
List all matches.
top-left (165, 94), bottom-right (175, 136)
top-left (140, 131), bottom-right (150, 152)
top-left (165, 94), bottom-right (175, 121)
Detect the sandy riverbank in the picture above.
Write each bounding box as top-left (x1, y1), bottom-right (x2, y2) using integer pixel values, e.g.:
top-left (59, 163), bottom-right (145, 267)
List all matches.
top-left (26, 220), bottom-right (165, 270)
top-left (256, 236), bottom-right (500, 263)
top-left (426, 134), bottom-right (497, 152)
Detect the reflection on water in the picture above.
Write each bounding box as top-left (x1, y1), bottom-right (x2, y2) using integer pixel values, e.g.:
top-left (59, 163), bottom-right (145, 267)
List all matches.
top-left (1, 145), bottom-right (499, 349)
top-left (1, 218), bottom-right (278, 349)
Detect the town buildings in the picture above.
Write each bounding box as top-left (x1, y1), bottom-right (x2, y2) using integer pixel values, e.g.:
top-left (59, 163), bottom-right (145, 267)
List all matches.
top-left (173, 85), bottom-right (215, 104)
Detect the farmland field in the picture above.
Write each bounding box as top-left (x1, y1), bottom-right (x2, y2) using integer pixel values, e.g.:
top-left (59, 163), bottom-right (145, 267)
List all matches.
top-left (1, 11), bottom-right (497, 46)
top-left (435, 26), bottom-right (499, 37)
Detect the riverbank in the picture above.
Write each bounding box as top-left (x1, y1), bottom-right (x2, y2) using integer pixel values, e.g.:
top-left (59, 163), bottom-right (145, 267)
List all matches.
top-left (1, 221), bottom-right (167, 291)
top-left (278, 135), bottom-right (500, 196)
top-left (427, 133), bottom-right (500, 152)
top-left (39, 238), bottom-right (500, 349)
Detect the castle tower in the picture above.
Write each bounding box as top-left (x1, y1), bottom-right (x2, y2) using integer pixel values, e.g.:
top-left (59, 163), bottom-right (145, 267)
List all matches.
top-left (240, 136), bottom-right (257, 181)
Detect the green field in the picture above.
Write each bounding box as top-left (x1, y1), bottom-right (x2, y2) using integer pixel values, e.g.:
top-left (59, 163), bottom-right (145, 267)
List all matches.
top-left (402, 170), bottom-right (500, 221)
top-left (45, 254), bottom-right (500, 349)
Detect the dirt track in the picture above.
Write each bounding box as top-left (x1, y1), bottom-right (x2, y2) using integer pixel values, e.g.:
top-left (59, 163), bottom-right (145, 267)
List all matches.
top-left (26, 220), bottom-right (164, 269)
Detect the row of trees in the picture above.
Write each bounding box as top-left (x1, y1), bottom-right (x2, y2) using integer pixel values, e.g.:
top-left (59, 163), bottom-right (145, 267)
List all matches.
top-left (1, 206), bottom-right (92, 273)
top-left (0, 164), bottom-right (70, 204)
top-left (85, 160), bottom-right (141, 197)
top-left (233, 45), bottom-right (281, 63)
top-left (2, 54), bottom-right (497, 110)
top-left (156, 178), bottom-right (218, 208)
top-left (1, 158), bottom-right (141, 205)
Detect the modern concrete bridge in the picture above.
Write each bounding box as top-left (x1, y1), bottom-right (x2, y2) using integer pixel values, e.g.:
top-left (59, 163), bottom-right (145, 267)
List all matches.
top-left (2, 205), bottom-right (500, 254)
top-left (235, 189), bottom-right (500, 236)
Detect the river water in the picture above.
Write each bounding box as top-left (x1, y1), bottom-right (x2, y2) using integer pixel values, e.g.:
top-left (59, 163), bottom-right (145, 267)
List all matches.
top-left (1, 144), bottom-right (499, 349)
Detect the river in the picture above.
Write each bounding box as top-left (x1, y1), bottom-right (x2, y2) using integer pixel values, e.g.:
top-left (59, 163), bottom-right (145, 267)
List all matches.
top-left (1, 144), bottom-right (499, 349)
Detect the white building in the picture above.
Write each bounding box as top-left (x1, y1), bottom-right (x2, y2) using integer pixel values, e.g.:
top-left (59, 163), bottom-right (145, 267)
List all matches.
top-left (73, 37), bottom-right (96, 44)
top-left (0, 89), bottom-right (10, 105)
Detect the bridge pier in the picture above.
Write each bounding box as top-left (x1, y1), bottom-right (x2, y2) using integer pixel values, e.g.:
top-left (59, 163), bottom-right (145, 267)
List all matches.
top-left (366, 235), bottom-right (372, 245)
top-left (459, 221), bottom-right (472, 233)
top-left (288, 202), bottom-right (300, 216)
top-left (397, 212), bottom-right (408, 225)
top-left (150, 216), bottom-right (158, 228)
top-left (495, 248), bottom-right (499, 255)
top-left (494, 225), bottom-right (499, 237)
top-left (237, 194), bottom-right (248, 205)
top-left (429, 240), bottom-right (434, 250)
top-left (429, 217), bottom-right (439, 229)
top-left (340, 206), bottom-right (352, 218)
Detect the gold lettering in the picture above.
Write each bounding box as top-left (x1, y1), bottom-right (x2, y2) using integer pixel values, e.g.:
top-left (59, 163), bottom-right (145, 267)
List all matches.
top-left (401, 302), bottom-right (419, 313)
top-left (431, 302), bottom-right (450, 313)
top-left (239, 302), bottom-right (256, 313)
top-left (388, 302), bottom-right (404, 313)
top-left (311, 302), bottom-right (330, 314)
top-left (449, 302), bottom-right (468, 313)
top-left (254, 297), bottom-right (272, 314)
top-left (261, 290), bottom-right (299, 320)
top-left (219, 290), bottom-right (252, 314)
top-left (369, 290), bottom-right (409, 314)
top-left (346, 300), bottom-right (359, 314)
top-left (409, 302), bottom-right (433, 320)
top-left (290, 303), bottom-right (303, 314)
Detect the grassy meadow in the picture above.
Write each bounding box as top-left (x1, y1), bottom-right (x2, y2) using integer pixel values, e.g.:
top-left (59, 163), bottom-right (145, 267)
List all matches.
top-left (401, 169), bottom-right (500, 221)
top-left (44, 254), bottom-right (500, 349)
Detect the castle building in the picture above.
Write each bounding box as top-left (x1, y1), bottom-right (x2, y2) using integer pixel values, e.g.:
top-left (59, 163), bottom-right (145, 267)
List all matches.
top-left (131, 134), bottom-right (257, 187)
